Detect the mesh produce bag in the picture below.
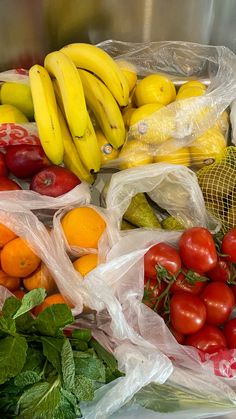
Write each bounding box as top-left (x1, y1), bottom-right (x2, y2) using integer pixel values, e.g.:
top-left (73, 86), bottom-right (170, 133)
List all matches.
top-left (197, 146), bottom-right (236, 233)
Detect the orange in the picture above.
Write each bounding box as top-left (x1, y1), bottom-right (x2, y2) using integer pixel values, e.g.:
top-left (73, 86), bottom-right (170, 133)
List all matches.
top-left (61, 207), bottom-right (106, 249)
top-left (73, 254), bottom-right (98, 276)
top-left (1, 237), bottom-right (41, 277)
top-left (23, 262), bottom-right (56, 293)
top-left (0, 269), bottom-right (20, 291)
top-left (34, 293), bottom-right (69, 316)
top-left (0, 223), bottom-right (17, 248)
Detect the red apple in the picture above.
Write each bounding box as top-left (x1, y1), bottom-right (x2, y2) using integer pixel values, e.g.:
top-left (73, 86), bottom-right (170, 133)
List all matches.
top-left (0, 152), bottom-right (8, 177)
top-left (0, 177), bottom-right (22, 191)
top-left (30, 166), bottom-right (81, 197)
top-left (5, 145), bottom-right (50, 179)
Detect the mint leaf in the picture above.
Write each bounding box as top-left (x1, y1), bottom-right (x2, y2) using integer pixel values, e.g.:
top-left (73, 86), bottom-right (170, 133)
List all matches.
top-left (72, 329), bottom-right (92, 342)
top-left (90, 338), bottom-right (118, 372)
top-left (0, 335), bottom-right (27, 384)
top-left (15, 312), bottom-right (34, 334)
top-left (61, 339), bottom-right (75, 391)
top-left (56, 388), bottom-right (80, 419)
top-left (74, 355), bottom-right (106, 382)
top-left (22, 348), bottom-right (45, 374)
top-left (73, 375), bottom-right (94, 401)
top-left (17, 379), bottom-right (61, 418)
top-left (13, 289), bottom-right (46, 319)
top-left (14, 371), bottom-right (41, 387)
top-left (35, 304), bottom-right (73, 337)
top-left (2, 296), bottom-right (21, 317)
top-left (41, 336), bottom-right (64, 374)
top-left (0, 315), bottom-right (16, 336)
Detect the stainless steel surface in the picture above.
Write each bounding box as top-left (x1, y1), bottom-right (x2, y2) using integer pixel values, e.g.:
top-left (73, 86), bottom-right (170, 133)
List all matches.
top-left (0, 0), bottom-right (236, 70)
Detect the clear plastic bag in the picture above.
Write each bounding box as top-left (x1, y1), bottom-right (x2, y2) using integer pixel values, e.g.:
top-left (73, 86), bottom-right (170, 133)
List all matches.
top-left (105, 162), bottom-right (220, 242)
top-left (97, 40), bottom-right (236, 170)
top-left (84, 230), bottom-right (236, 417)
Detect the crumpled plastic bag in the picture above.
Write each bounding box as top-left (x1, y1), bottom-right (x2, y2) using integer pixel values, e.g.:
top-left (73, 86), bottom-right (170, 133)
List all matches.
top-left (104, 163), bottom-right (220, 242)
top-left (97, 40), bottom-right (236, 170)
top-left (84, 229), bottom-right (236, 417)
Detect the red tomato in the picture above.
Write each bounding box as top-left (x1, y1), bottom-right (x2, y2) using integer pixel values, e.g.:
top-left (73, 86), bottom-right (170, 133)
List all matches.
top-left (186, 324), bottom-right (227, 353)
top-left (13, 289), bottom-right (26, 300)
top-left (222, 228), bottom-right (236, 263)
top-left (168, 324), bottom-right (185, 344)
top-left (143, 277), bottom-right (165, 310)
top-left (144, 243), bottom-right (181, 280)
top-left (200, 282), bottom-right (235, 326)
top-left (179, 227), bottom-right (217, 274)
top-left (223, 318), bottom-right (236, 349)
top-left (170, 291), bottom-right (206, 334)
top-left (230, 285), bottom-right (236, 301)
top-left (207, 257), bottom-right (231, 283)
top-left (170, 268), bottom-right (207, 295)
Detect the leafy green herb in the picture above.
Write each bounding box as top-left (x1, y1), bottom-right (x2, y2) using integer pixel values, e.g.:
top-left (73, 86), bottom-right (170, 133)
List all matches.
top-left (0, 289), bottom-right (123, 418)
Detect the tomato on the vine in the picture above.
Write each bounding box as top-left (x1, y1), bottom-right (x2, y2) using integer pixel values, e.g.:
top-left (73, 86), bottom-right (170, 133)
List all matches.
top-left (179, 227), bottom-right (217, 274)
top-left (207, 257), bottom-right (231, 283)
top-left (170, 268), bottom-right (207, 295)
top-left (168, 324), bottom-right (185, 344)
top-left (144, 242), bottom-right (181, 280)
top-left (170, 291), bottom-right (206, 334)
top-left (221, 228), bottom-right (236, 263)
top-left (200, 281), bottom-right (235, 326)
top-left (143, 277), bottom-right (166, 310)
top-left (186, 325), bottom-right (227, 354)
top-left (223, 318), bottom-right (236, 349)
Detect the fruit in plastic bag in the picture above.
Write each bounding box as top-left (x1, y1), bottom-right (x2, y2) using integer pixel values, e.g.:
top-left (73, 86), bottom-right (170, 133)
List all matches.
top-left (178, 80), bottom-right (207, 93)
top-left (73, 253), bottom-right (98, 276)
top-left (133, 74), bottom-right (176, 106)
top-left (161, 215), bottom-right (184, 230)
top-left (130, 103), bottom-right (164, 126)
top-left (153, 142), bottom-right (190, 166)
top-left (119, 139), bottom-right (153, 169)
top-left (121, 219), bottom-right (136, 230)
top-left (61, 207), bottom-right (106, 249)
top-left (123, 193), bottom-right (161, 228)
top-left (116, 59), bottom-right (137, 92)
top-left (122, 107), bottom-right (136, 129)
top-left (176, 86), bottom-right (205, 100)
top-left (23, 262), bottom-right (56, 293)
top-left (0, 81), bottom-right (34, 120)
top-left (1, 237), bottom-right (41, 277)
top-left (189, 127), bottom-right (226, 168)
top-left (0, 104), bottom-right (29, 123)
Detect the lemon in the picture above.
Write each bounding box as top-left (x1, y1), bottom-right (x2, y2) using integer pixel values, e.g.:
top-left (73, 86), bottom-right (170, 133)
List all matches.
top-left (0, 82), bottom-right (34, 120)
top-left (153, 142), bottom-right (190, 166)
top-left (122, 107), bottom-right (136, 129)
top-left (0, 104), bottom-right (29, 123)
top-left (116, 60), bottom-right (137, 93)
top-left (119, 140), bottom-right (153, 169)
top-left (176, 86), bottom-right (205, 100)
top-left (130, 103), bottom-right (164, 126)
top-left (129, 106), bottom-right (175, 145)
top-left (178, 80), bottom-right (206, 94)
top-left (133, 74), bottom-right (176, 107)
top-left (189, 128), bottom-right (226, 168)
top-left (96, 130), bottom-right (119, 165)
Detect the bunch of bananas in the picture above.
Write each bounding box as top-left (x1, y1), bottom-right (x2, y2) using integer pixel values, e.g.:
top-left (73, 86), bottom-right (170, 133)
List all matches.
top-left (29, 43), bottom-right (130, 183)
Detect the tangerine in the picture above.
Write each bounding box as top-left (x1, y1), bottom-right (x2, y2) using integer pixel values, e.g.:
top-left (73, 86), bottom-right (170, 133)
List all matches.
top-left (0, 269), bottom-right (20, 291)
top-left (61, 207), bottom-right (106, 249)
top-left (1, 237), bottom-right (41, 277)
top-left (34, 293), bottom-right (69, 316)
top-left (0, 223), bottom-right (17, 248)
top-left (73, 254), bottom-right (98, 276)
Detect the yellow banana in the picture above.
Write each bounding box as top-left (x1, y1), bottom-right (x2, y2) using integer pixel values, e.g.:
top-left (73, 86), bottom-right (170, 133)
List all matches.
top-left (52, 77), bottom-right (101, 174)
top-left (78, 69), bottom-right (126, 149)
top-left (60, 43), bottom-right (129, 107)
top-left (44, 50), bottom-right (87, 139)
top-left (29, 64), bottom-right (64, 165)
top-left (57, 107), bottom-right (94, 184)
top-left (73, 113), bottom-right (101, 174)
